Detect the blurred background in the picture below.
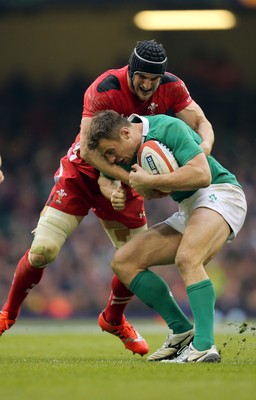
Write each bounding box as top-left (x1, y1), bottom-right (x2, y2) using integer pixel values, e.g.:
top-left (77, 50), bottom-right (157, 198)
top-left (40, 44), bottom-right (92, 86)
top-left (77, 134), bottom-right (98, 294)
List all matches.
top-left (0, 0), bottom-right (256, 323)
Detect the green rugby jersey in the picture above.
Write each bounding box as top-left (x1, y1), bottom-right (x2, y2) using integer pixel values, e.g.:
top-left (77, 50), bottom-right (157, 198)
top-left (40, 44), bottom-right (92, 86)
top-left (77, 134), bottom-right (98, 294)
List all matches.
top-left (128, 114), bottom-right (241, 203)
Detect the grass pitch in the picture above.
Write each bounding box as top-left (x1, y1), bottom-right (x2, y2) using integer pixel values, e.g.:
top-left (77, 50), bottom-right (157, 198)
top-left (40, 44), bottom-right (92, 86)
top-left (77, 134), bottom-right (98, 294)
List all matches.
top-left (0, 319), bottom-right (255, 400)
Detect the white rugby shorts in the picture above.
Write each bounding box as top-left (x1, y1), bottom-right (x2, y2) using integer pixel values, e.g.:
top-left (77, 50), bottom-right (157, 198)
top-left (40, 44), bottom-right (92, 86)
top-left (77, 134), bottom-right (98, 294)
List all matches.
top-left (164, 184), bottom-right (247, 242)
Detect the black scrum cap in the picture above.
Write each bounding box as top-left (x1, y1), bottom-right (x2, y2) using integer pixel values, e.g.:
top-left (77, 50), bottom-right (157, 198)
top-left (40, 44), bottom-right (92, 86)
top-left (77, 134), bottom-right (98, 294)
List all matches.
top-left (128, 40), bottom-right (168, 79)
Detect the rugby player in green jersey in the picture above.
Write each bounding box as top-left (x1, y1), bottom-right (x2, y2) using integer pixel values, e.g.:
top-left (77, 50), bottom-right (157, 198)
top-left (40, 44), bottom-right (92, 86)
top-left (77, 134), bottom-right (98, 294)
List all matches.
top-left (87, 110), bottom-right (247, 363)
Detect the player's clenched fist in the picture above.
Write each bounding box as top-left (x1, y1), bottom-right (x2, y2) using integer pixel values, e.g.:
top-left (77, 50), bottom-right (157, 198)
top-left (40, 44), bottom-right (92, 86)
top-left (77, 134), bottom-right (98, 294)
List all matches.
top-left (111, 185), bottom-right (126, 210)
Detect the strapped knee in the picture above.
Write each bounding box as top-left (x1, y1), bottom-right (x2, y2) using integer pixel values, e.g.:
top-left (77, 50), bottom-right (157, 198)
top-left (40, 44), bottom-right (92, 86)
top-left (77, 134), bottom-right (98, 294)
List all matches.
top-left (30, 207), bottom-right (79, 266)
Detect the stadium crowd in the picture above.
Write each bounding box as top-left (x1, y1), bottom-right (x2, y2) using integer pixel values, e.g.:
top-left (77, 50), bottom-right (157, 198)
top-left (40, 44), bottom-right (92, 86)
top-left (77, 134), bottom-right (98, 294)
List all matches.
top-left (0, 52), bottom-right (256, 321)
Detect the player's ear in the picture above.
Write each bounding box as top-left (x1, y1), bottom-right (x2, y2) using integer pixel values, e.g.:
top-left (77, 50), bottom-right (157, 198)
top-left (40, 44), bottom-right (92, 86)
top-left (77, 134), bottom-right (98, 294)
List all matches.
top-left (120, 127), bottom-right (130, 139)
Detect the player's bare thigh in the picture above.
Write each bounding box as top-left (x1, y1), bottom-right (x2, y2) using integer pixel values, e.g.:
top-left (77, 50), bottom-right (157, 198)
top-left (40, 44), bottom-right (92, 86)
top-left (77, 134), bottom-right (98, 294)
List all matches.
top-left (112, 222), bottom-right (182, 287)
top-left (100, 219), bottom-right (148, 248)
top-left (175, 207), bottom-right (231, 284)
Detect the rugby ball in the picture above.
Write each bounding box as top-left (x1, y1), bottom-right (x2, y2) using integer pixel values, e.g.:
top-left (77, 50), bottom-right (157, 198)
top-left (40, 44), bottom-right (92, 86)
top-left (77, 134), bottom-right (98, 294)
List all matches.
top-left (137, 140), bottom-right (178, 175)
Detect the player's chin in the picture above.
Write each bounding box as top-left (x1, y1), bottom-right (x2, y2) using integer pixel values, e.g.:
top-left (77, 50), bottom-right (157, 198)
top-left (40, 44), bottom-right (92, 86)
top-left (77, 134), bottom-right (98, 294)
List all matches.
top-left (137, 91), bottom-right (152, 101)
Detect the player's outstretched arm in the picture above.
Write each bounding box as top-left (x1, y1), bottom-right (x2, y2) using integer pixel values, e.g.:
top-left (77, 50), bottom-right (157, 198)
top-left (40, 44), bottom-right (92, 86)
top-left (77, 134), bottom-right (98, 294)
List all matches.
top-left (176, 100), bottom-right (214, 156)
top-left (79, 117), bottom-right (130, 184)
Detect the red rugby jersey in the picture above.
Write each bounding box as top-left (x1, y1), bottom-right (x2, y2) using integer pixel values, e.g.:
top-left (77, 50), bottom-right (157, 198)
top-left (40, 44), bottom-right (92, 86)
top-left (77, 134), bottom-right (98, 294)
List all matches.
top-left (67, 65), bottom-right (192, 178)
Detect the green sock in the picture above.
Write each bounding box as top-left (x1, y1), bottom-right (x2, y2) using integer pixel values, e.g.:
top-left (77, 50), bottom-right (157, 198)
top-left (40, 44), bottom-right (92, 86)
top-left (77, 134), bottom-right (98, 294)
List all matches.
top-left (187, 279), bottom-right (215, 351)
top-left (129, 270), bottom-right (193, 334)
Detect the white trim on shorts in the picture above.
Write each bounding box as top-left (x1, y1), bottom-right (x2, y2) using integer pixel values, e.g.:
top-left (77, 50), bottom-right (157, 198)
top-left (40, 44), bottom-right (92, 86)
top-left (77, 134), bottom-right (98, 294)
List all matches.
top-left (164, 184), bottom-right (247, 242)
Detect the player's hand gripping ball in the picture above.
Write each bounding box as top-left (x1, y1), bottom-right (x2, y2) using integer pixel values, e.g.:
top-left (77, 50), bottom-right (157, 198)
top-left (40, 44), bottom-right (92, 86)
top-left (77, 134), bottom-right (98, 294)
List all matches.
top-left (137, 140), bottom-right (178, 192)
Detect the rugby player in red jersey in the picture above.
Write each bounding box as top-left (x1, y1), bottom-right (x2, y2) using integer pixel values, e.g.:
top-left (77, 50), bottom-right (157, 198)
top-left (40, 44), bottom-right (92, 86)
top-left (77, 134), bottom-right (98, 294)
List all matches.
top-left (0, 40), bottom-right (214, 359)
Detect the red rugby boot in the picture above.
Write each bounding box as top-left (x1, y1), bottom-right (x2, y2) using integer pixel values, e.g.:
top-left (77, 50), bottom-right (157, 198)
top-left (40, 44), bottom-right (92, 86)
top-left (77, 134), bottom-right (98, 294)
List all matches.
top-left (0, 311), bottom-right (16, 336)
top-left (98, 312), bottom-right (149, 356)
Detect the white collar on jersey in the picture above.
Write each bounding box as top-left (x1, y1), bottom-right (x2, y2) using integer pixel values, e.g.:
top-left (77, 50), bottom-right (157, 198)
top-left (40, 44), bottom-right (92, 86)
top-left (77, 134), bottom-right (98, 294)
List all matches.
top-left (127, 113), bottom-right (149, 144)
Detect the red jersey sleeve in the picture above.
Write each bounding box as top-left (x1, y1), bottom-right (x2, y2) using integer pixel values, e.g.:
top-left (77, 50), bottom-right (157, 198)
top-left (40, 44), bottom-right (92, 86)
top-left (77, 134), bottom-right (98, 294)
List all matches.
top-left (82, 68), bottom-right (127, 117)
top-left (162, 73), bottom-right (193, 114)
top-left (83, 81), bottom-right (111, 117)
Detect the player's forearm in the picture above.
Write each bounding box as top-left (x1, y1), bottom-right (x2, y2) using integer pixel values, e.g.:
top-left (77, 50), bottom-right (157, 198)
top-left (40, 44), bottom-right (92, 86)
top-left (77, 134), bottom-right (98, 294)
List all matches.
top-left (82, 145), bottom-right (130, 184)
top-left (197, 119), bottom-right (214, 156)
top-left (80, 117), bottom-right (130, 184)
top-left (149, 164), bottom-right (211, 192)
top-left (79, 117), bottom-right (92, 162)
top-left (130, 154), bottom-right (211, 193)
top-left (92, 156), bottom-right (130, 184)
top-left (101, 165), bottom-right (130, 185)
top-left (176, 101), bottom-right (215, 156)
